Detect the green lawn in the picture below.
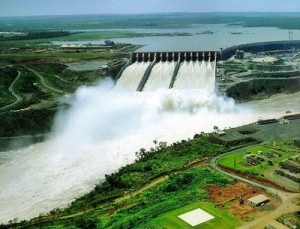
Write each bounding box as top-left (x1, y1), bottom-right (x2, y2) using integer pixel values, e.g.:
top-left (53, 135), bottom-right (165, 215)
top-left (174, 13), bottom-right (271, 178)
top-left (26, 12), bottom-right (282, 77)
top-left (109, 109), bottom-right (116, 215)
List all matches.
top-left (246, 145), bottom-right (270, 154)
top-left (152, 202), bottom-right (242, 229)
top-left (218, 142), bottom-right (298, 176)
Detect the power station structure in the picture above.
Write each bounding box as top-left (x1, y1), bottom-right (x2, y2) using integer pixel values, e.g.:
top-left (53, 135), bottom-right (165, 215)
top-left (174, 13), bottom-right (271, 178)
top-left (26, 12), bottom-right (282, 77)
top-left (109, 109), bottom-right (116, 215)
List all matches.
top-left (116, 51), bottom-right (217, 92)
top-left (115, 40), bottom-right (300, 92)
top-left (220, 40), bottom-right (300, 60)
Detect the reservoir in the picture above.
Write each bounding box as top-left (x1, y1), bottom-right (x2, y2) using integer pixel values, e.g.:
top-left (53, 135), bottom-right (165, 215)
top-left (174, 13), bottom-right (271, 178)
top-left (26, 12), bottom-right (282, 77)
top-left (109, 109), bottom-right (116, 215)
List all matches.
top-left (53, 24), bottom-right (300, 51)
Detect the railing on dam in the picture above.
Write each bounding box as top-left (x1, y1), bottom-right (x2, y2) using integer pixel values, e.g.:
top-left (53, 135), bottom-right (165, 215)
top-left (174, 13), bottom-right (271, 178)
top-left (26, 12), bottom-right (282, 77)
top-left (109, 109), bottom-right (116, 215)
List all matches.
top-left (221, 40), bottom-right (300, 60)
top-left (131, 51), bottom-right (218, 62)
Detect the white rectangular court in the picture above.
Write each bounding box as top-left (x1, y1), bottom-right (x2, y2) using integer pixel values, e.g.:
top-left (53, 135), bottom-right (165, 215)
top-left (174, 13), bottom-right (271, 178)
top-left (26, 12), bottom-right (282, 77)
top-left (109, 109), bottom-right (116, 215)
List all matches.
top-left (178, 208), bottom-right (215, 226)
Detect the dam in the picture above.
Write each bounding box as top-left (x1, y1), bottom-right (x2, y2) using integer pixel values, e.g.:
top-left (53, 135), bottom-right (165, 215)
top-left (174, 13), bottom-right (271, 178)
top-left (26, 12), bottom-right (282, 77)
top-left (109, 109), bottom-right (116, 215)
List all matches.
top-left (220, 40), bottom-right (300, 60)
top-left (116, 51), bottom-right (217, 91)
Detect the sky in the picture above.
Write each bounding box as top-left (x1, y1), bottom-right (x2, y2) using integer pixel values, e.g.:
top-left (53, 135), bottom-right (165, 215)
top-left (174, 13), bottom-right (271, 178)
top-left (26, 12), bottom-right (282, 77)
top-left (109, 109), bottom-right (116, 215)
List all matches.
top-left (0, 0), bottom-right (300, 17)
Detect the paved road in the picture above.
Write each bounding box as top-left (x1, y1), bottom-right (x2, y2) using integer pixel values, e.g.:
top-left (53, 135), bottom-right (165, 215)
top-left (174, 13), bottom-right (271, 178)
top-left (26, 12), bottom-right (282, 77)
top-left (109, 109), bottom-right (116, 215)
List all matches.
top-left (0, 70), bottom-right (23, 111)
top-left (26, 68), bottom-right (64, 94)
top-left (55, 75), bottom-right (71, 83)
top-left (210, 147), bottom-right (300, 229)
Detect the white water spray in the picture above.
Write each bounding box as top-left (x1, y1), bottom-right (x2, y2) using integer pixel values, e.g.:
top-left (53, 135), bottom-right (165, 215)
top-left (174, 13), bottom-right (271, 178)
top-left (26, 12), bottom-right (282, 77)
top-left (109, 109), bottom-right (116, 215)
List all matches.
top-left (0, 75), bottom-right (265, 223)
top-left (143, 61), bottom-right (176, 91)
top-left (116, 62), bottom-right (150, 90)
top-left (173, 60), bottom-right (215, 90)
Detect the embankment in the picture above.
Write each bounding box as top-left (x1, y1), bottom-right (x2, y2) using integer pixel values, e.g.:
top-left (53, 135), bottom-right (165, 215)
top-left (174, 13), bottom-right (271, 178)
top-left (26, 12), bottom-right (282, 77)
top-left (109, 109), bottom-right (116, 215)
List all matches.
top-left (226, 78), bottom-right (300, 102)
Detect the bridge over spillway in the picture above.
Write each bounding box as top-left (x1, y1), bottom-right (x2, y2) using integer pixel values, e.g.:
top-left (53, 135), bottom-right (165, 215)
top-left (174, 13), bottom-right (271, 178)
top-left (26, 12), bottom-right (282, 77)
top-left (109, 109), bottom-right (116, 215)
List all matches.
top-left (116, 51), bottom-right (218, 92)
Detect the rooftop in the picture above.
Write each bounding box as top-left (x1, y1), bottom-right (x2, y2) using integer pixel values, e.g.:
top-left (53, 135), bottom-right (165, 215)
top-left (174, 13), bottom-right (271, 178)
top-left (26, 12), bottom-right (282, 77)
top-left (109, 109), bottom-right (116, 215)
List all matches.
top-left (248, 194), bottom-right (270, 205)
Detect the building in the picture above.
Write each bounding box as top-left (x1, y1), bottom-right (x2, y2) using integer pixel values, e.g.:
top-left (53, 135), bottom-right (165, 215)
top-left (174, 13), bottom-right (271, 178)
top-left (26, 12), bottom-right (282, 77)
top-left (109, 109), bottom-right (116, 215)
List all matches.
top-left (235, 49), bottom-right (244, 59)
top-left (282, 112), bottom-right (300, 120)
top-left (257, 118), bottom-right (278, 125)
top-left (248, 194), bottom-right (270, 207)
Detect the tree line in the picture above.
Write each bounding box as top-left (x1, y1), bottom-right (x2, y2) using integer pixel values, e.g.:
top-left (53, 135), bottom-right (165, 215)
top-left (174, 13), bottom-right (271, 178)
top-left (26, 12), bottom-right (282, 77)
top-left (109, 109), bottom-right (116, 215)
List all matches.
top-left (0, 31), bottom-right (70, 41)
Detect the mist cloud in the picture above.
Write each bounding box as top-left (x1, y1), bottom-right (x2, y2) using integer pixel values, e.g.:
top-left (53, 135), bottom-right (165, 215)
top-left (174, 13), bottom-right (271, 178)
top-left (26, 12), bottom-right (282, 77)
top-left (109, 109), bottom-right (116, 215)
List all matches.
top-left (0, 78), bottom-right (259, 223)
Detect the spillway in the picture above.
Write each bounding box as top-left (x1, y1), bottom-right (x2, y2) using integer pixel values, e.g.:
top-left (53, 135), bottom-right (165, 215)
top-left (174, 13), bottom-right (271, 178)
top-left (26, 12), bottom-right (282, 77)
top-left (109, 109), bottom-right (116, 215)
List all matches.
top-left (143, 61), bottom-right (176, 91)
top-left (116, 51), bottom-right (217, 91)
top-left (173, 60), bottom-right (215, 90)
top-left (116, 62), bottom-right (151, 91)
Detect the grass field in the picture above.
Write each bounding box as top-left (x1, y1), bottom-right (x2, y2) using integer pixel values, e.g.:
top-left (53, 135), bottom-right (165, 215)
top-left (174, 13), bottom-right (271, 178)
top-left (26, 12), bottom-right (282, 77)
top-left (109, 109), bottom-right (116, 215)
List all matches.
top-left (218, 142), bottom-right (299, 176)
top-left (152, 202), bottom-right (242, 229)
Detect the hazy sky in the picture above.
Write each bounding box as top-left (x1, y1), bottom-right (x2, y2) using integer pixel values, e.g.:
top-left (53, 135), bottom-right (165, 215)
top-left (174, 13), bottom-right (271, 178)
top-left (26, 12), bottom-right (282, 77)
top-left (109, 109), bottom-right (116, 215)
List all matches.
top-left (1, 0), bottom-right (300, 17)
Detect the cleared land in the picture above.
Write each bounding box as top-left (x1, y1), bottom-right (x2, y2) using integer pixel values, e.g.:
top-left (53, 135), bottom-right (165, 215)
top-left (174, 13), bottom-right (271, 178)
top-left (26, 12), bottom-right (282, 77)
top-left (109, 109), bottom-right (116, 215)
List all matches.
top-left (208, 182), bottom-right (280, 222)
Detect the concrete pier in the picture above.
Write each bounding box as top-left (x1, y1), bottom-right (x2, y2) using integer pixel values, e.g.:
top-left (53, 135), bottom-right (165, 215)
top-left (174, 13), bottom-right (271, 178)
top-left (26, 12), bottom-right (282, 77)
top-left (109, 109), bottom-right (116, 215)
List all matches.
top-left (131, 51), bottom-right (218, 62)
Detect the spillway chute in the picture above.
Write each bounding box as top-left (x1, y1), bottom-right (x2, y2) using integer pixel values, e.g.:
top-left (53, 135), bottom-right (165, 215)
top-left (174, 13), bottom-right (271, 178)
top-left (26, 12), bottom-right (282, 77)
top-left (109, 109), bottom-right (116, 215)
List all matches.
top-left (143, 61), bottom-right (176, 91)
top-left (116, 51), bottom-right (218, 92)
top-left (116, 61), bottom-right (151, 91)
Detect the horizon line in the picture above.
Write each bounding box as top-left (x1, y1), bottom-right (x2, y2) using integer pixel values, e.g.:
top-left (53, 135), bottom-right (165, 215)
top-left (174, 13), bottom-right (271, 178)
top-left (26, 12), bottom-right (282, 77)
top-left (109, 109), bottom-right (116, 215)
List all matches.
top-left (1, 11), bottom-right (300, 19)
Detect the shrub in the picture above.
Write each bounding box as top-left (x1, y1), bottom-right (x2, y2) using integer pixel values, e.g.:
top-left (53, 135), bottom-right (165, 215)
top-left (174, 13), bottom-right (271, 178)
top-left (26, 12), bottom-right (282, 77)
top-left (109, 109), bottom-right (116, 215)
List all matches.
top-left (74, 216), bottom-right (98, 229)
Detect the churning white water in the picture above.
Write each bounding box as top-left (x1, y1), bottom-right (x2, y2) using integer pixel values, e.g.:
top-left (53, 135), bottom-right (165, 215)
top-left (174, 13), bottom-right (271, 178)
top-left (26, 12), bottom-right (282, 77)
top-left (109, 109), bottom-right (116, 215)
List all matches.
top-left (116, 61), bottom-right (151, 90)
top-left (173, 60), bottom-right (215, 90)
top-left (143, 61), bottom-right (176, 91)
top-left (0, 77), bottom-right (270, 223)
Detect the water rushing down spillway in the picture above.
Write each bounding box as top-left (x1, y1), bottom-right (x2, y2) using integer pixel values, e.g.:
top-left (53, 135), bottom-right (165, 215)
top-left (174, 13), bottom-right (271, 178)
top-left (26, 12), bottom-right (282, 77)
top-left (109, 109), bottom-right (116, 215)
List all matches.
top-left (173, 60), bottom-right (215, 90)
top-left (117, 58), bottom-right (216, 91)
top-left (143, 61), bottom-right (176, 91)
top-left (116, 62), bottom-right (151, 90)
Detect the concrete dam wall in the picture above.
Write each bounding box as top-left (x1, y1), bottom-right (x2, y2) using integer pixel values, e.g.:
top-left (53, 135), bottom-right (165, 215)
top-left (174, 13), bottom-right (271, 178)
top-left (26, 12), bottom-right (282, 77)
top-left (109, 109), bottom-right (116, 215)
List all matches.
top-left (116, 51), bottom-right (217, 91)
top-left (221, 40), bottom-right (300, 60)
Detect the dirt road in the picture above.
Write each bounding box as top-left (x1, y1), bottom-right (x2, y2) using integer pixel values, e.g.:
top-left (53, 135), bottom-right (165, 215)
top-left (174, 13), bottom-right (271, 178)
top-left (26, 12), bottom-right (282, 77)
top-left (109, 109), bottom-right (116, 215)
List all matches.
top-left (210, 148), bottom-right (300, 229)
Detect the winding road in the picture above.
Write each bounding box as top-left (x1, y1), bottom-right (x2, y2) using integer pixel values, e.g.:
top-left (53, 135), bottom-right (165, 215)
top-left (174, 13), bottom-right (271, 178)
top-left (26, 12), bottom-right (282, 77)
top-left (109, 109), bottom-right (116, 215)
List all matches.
top-left (26, 67), bottom-right (64, 94)
top-left (55, 74), bottom-right (71, 83)
top-left (0, 67), bottom-right (64, 111)
top-left (0, 70), bottom-right (23, 111)
top-left (210, 147), bottom-right (300, 229)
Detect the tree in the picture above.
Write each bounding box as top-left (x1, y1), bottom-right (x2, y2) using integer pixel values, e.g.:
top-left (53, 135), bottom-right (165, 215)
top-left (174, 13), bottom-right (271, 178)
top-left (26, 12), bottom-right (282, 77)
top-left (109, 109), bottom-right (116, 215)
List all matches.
top-left (239, 197), bottom-right (244, 205)
top-left (74, 216), bottom-right (98, 229)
